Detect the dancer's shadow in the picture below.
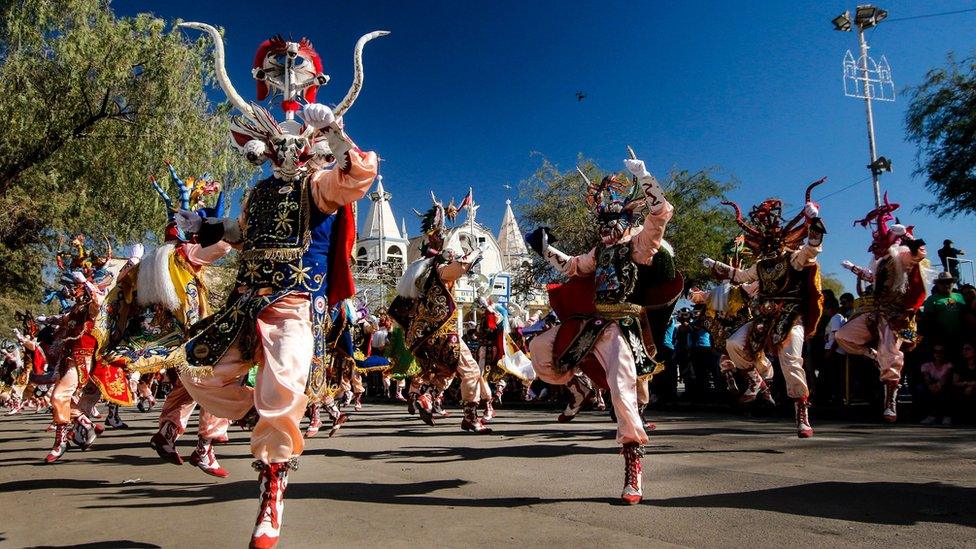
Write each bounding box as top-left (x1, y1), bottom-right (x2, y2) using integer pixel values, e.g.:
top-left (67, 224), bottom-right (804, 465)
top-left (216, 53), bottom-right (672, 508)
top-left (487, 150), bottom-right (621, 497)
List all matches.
top-left (0, 478), bottom-right (206, 494)
top-left (82, 478), bottom-right (612, 509)
top-left (647, 481), bottom-right (976, 527)
top-left (27, 541), bottom-right (161, 548)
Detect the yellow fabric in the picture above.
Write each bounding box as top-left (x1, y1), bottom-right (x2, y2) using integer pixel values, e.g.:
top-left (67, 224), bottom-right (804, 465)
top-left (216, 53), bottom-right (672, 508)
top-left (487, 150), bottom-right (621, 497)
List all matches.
top-left (169, 250), bottom-right (209, 325)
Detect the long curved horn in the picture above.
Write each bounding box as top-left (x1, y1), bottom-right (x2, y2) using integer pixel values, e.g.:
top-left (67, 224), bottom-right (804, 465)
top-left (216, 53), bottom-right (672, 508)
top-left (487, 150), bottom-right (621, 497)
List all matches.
top-left (783, 176), bottom-right (828, 232)
top-left (334, 30), bottom-right (391, 117)
top-left (721, 201), bottom-right (761, 237)
top-left (178, 22), bottom-right (256, 121)
top-left (804, 176), bottom-right (827, 204)
top-left (576, 166), bottom-right (593, 189)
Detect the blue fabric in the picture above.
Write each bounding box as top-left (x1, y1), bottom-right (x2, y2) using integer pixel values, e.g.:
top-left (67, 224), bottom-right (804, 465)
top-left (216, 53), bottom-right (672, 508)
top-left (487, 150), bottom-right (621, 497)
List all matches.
top-left (663, 319), bottom-right (677, 350)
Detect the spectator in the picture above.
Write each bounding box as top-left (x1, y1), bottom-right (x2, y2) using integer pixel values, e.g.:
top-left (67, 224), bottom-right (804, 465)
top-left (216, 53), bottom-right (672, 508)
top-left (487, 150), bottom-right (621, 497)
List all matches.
top-left (918, 345), bottom-right (953, 425)
top-left (652, 314), bottom-right (679, 403)
top-left (959, 284), bottom-right (976, 336)
top-left (952, 342), bottom-right (976, 423)
top-left (689, 306), bottom-right (716, 397)
top-left (937, 239), bottom-right (965, 280)
top-left (839, 292), bottom-right (855, 317)
top-left (923, 272), bottom-right (966, 349)
top-left (820, 293), bottom-right (847, 404)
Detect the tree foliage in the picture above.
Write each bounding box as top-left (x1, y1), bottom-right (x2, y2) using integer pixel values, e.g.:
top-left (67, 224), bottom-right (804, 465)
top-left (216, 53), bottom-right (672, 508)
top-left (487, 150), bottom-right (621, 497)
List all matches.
top-left (820, 271), bottom-right (846, 297)
top-left (0, 0), bottom-right (252, 329)
top-left (516, 154), bottom-right (739, 293)
top-left (905, 52), bottom-right (976, 218)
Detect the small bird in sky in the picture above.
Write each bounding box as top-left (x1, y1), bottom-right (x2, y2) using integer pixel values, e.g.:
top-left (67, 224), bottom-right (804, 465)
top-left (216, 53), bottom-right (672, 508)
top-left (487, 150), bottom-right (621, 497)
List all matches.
top-left (576, 91), bottom-right (587, 102)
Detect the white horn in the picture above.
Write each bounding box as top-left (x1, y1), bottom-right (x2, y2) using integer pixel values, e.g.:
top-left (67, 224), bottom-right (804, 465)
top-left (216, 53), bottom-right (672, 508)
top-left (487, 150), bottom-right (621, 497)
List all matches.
top-left (178, 22), bottom-right (256, 121)
top-left (333, 30), bottom-right (390, 117)
top-left (576, 166), bottom-right (593, 188)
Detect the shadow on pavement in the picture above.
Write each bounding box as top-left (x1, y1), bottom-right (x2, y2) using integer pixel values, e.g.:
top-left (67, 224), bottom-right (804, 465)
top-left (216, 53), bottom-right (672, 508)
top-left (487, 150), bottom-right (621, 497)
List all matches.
top-left (648, 481), bottom-right (976, 527)
top-left (79, 478), bottom-right (613, 509)
top-left (27, 541), bottom-right (161, 548)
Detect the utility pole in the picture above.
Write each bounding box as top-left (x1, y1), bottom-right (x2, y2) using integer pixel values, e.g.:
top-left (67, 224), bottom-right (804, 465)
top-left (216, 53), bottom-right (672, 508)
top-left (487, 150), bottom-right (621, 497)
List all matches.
top-left (833, 5), bottom-right (894, 209)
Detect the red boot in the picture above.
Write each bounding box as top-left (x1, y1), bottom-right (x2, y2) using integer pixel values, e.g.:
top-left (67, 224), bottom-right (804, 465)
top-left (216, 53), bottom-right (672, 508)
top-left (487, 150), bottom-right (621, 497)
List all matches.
top-left (557, 375), bottom-right (594, 423)
top-left (621, 442), bottom-right (644, 505)
top-left (416, 391), bottom-right (435, 426)
top-left (480, 398), bottom-right (495, 422)
top-left (71, 415), bottom-right (99, 450)
top-left (882, 381), bottom-right (899, 423)
top-left (188, 437), bottom-right (229, 478)
top-left (44, 423), bottom-right (70, 463)
top-left (795, 397), bottom-right (814, 438)
top-left (249, 460), bottom-right (293, 549)
top-left (738, 369), bottom-right (769, 404)
top-left (305, 404), bottom-right (322, 438)
top-left (149, 420), bottom-right (185, 465)
top-left (460, 402), bottom-right (492, 434)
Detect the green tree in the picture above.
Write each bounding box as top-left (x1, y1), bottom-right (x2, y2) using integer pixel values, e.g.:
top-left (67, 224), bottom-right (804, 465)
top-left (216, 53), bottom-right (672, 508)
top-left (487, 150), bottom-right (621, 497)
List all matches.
top-left (516, 155), bottom-right (739, 293)
top-left (820, 271), bottom-right (846, 297)
top-left (905, 52), bottom-right (976, 218)
top-left (0, 0), bottom-right (252, 329)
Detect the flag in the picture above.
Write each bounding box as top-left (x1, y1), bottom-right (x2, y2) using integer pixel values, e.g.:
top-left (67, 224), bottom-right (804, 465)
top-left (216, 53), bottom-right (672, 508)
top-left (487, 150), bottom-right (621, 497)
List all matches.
top-left (459, 187), bottom-right (473, 210)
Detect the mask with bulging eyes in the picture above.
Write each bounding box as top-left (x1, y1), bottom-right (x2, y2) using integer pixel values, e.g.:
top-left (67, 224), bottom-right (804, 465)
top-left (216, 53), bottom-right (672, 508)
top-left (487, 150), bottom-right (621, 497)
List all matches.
top-left (269, 135), bottom-right (311, 179)
top-left (597, 200), bottom-right (633, 245)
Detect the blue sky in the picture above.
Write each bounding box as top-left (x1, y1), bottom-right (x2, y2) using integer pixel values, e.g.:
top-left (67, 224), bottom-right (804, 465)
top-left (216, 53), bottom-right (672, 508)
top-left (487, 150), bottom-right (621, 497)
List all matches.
top-left (117, 0), bottom-right (976, 290)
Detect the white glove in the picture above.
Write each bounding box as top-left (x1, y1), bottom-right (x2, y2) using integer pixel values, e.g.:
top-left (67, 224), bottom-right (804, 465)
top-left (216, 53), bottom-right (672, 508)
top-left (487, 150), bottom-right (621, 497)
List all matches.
top-left (13, 328), bottom-right (23, 341)
top-left (302, 103), bottom-right (336, 129)
top-left (890, 224), bottom-right (906, 236)
top-left (803, 202), bottom-right (819, 218)
top-left (36, 315), bottom-right (47, 323)
top-left (624, 158), bottom-right (650, 178)
top-left (703, 258), bottom-right (716, 269)
top-left (841, 260), bottom-right (855, 271)
top-left (71, 271), bottom-right (87, 284)
top-left (175, 209), bottom-right (203, 234)
top-left (477, 241), bottom-right (491, 253)
top-left (128, 243), bottom-right (145, 265)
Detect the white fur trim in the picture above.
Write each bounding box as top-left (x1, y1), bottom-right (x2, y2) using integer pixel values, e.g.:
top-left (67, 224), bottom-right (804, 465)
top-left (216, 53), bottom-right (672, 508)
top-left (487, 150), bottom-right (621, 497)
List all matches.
top-left (136, 244), bottom-right (180, 312)
top-left (396, 258), bottom-right (433, 299)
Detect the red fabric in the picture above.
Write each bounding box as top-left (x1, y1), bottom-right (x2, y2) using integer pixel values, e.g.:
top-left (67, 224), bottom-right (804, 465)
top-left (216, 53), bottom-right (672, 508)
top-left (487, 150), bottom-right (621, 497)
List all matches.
top-left (31, 348), bottom-right (46, 376)
top-left (327, 204), bottom-right (356, 306)
top-left (546, 275), bottom-right (609, 390)
top-left (89, 360), bottom-right (135, 406)
top-left (253, 38), bottom-right (276, 101)
top-left (281, 99), bottom-right (301, 113)
top-left (905, 267), bottom-right (926, 311)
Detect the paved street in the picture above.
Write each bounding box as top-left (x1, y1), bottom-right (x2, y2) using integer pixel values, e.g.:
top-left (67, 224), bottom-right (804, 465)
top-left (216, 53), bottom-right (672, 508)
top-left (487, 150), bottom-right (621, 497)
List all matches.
top-left (0, 403), bottom-right (973, 548)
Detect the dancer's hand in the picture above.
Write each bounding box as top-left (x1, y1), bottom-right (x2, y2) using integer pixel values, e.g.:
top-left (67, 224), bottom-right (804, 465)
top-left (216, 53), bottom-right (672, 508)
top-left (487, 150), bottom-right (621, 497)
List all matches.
top-left (702, 257), bottom-right (716, 269)
top-left (624, 158), bottom-right (650, 179)
top-left (302, 103), bottom-right (336, 129)
top-left (803, 202), bottom-right (819, 218)
top-left (128, 243), bottom-right (145, 265)
top-left (841, 260), bottom-right (855, 271)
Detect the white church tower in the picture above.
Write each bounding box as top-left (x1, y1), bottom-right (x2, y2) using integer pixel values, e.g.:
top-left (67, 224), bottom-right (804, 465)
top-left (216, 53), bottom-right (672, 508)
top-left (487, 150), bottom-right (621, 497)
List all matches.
top-left (497, 199), bottom-right (529, 270)
top-left (356, 175), bottom-right (409, 275)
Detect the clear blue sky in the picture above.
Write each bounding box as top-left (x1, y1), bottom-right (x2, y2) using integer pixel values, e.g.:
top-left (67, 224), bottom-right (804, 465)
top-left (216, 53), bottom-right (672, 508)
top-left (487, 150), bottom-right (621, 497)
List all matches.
top-left (117, 0), bottom-right (976, 290)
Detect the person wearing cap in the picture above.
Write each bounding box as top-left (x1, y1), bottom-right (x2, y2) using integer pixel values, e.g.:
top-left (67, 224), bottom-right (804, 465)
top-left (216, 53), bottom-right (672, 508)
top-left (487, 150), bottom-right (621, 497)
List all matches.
top-left (922, 271), bottom-right (966, 350)
top-left (836, 238), bottom-right (928, 422)
top-left (937, 239), bottom-right (964, 281)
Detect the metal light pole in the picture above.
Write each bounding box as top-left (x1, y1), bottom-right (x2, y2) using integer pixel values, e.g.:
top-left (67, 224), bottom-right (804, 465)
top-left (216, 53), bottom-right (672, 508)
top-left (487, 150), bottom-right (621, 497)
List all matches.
top-left (833, 5), bottom-right (895, 208)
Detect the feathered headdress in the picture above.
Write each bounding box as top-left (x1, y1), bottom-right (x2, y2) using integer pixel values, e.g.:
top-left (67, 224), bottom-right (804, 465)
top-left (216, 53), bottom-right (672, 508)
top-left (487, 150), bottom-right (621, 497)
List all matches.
top-left (414, 192), bottom-right (449, 258)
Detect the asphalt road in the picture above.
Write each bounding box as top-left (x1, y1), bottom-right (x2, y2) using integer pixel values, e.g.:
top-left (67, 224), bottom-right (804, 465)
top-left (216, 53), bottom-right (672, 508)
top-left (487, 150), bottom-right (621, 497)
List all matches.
top-left (0, 403), bottom-right (973, 548)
